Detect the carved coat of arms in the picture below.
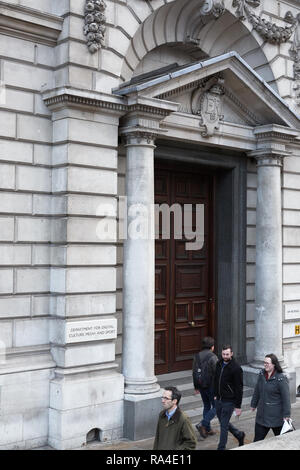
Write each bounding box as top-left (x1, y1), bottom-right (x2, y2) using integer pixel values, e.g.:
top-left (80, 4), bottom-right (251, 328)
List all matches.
top-left (192, 78), bottom-right (224, 137)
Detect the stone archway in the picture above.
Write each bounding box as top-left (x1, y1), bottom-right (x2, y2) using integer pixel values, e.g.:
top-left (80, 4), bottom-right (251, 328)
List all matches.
top-left (121, 0), bottom-right (277, 91)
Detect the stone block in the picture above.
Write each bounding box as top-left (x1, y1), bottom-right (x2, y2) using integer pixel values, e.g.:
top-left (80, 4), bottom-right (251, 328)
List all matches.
top-left (0, 244), bottom-right (31, 265)
top-left (0, 34), bottom-right (34, 62)
top-left (0, 218), bottom-right (14, 241)
top-left (283, 284), bottom-right (300, 301)
top-left (50, 293), bottom-right (116, 318)
top-left (283, 247), bottom-right (300, 263)
top-left (0, 378), bottom-right (49, 413)
top-left (33, 144), bottom-right (52, 165)
top-left (247, 189), bottom-right (256, 208)
top-left (1, 192), bottom-right (32, 214)
top-left (15, 268), bottom-right (50, 294)
top-left (34, 94), bottom-right (51, 116)
top-left (36, 42), bottom-right (55, 67)
top-left (247, 210), bottom-right (256, 225)
top-left (50, 341), bottom-right (115, 368)
top-left (19, 0), bottom-right (54, 12)
top-left (0, 296), bottom-right (31, 319)
top-left (16, 218), bottom-right (51, 242)
top-left (50, 267), bottom-right (116, 293)
top-left (0, 413), bottom-right (23, 446)
top-left (0, 321), bottom-right (13, 347)
top-left (68, 65), bottom-right (93, 90)
top-left (101, 49), bottom-right (123, 77)
top-left (69, 41), bottom-right (99, 68)
top-left (17, 115), bottom-right (52, 143)
top-left (1, 89), bottom-right (34, 113)
top-left (0, 163), bottom-right (15, 190)
top-left (32, 296), bottom-right (50, 317)
top-left (32, 245), bottom-right (50, 265)
top-left (53, 118), bottom-right (118, 147)
top-left (17, 166), bottom-right (52, 193)
top-left (284, 156), bottom-right (300, 173)
top-left (33, 194), bottom-right (66, 216)
top-left (52, 143), bottom-right (117, 168)
top-left (65, 245), bottom-right (116, 266)
top-left (50, 372), bottom-right (124, 410)
top-left (0, 111), bottom-right (16, 138)
top-left (14, 318), bottom-right (49, 347)
top-left (247, 226), bottom-right (256, 246)
top-left (23, 409), bottom-right (49, 442)
top-left (67, 194), bottom-right (117, 217)
top-left (106, 27), bottom-right (130, 57)
top-left (283, 227), bottom-right (300, 246)
top-left (67, 167), bottom-right (117, 195)
top-left (283, 265), bottom-right (300, 283)
top-left (283, 173), bottom-right (300, 190)
top-left (94, 72), bottom-right (121, 95)
top-left (124, 393), bottom-right (162, 440)
top-left (116, 3), bottom-right (139, 38)
top-left (67, 217), bottom-right (117, 243)
top-left (48, 400), bottom-right (123, 450)
top-left (3, 61), bottom-right (51, 91)
top-left (0, 269), bottom-right (13, 294)
top-left (0, 140), bottom-right (33, 164)
top-left (283, 210), bottom-right (300, 227)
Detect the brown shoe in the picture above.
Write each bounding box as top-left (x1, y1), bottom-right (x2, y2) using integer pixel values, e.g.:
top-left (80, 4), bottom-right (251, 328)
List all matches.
top-left (206, 430), bottom-right (216, 436)
top-left (196, 424), bottom-right (207, 438)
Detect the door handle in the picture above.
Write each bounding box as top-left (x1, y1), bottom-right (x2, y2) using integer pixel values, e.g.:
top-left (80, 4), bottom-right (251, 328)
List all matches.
top-left (188, 321), bottom-right (195, 327)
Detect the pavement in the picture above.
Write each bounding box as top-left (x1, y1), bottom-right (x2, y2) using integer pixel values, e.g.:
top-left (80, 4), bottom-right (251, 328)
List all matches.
top-left (78, 397), bottom-right (300, 451)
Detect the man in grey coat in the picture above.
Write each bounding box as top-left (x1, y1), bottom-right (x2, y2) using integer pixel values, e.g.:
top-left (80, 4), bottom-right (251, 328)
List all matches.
top-left (251, 353), bottom-right (291, 441)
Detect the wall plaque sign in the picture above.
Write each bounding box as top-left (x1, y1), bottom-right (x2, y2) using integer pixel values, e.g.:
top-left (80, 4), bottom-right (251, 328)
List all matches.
top-left (285, 304), bottom-right (300, 321)
top-left (65, 319), bottom-right (117, 344)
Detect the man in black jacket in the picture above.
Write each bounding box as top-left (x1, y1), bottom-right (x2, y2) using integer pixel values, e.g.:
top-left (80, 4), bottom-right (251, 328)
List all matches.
top-left (214, 344), bottom-right (245, 450)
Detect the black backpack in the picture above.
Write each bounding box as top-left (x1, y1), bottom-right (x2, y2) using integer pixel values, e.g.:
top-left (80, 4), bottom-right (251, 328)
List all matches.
top-left (193, 352), bottom-right (214, 389)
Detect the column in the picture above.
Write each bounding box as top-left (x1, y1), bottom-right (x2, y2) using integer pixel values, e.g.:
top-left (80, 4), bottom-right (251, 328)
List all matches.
top-left (122, 130), bottom-right (159, 395)
top-left (253, 153), bottom-right (284, 365)
top-left (121, 129), bottom-right (162, 440)
top-left (245, 125), bottom-right (298, 400)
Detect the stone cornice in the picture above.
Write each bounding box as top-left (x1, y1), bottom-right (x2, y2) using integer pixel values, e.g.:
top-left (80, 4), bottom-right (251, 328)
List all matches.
top-left (0, 1), bottom-right (63, 46)
top-left (248, 124), bottom-right (299, 161)
top-left (42, 87), bottom-right (178, 119)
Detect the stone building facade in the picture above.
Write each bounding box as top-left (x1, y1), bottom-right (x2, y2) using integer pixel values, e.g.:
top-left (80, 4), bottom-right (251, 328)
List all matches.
top-left (0, 0), bottom-right (300, 449)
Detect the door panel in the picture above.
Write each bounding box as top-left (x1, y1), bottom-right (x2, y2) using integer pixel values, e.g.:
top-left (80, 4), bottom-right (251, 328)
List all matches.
top-left (155, 162), bottom-right (215, 374)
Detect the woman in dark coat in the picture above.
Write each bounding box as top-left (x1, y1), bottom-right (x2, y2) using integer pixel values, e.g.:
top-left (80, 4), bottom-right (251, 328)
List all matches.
top-left (251, 354), bottom-right (291, 442)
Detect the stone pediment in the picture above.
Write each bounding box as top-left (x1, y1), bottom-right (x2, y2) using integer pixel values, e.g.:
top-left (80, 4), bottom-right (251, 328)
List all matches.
top-left (114, 51), bottom-right (300, 132)
top-left (152, 76), bottom-right (262, 128)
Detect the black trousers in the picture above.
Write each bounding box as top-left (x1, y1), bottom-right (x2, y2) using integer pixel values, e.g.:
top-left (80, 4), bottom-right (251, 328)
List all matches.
top-left (254, 422), bottom-right (282, 442)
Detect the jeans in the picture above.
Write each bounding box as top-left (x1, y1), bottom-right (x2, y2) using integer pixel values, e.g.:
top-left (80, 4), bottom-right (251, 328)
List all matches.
top-left (199, 388), bottom-right (216, 431)
top-left (254, 422), bottom-right (282, 442)
top-left (215, 400), bottom-right (242, 450)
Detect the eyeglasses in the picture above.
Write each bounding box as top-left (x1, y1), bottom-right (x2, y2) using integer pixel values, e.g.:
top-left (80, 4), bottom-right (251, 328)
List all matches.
top-left (263, 362), bottom-right (272, 365)
top-left (161, 396), bottom-right (172, 401)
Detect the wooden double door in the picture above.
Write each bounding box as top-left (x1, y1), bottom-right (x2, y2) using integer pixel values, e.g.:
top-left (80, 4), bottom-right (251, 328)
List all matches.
top-left (154, 162), bottom-right (215, 374)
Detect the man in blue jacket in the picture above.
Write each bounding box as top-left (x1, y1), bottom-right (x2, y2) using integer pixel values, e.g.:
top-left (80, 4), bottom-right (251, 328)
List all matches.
top-left (214, 344), bottom-right (245, 450)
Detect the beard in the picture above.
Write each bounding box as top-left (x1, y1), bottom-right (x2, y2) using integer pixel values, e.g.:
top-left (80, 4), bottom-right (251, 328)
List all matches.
top-left (223, 357), bottom-right (232, 363)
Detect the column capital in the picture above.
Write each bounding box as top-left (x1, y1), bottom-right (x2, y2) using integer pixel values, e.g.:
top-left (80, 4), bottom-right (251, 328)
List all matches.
top-left (249, 151), bottom-right (284, 167)
top-left (119, 96), bottom-right (178, 147)
top-left (120, 126), bottom-right (160, 148)
top-left (248, 124), bottom-right (299, 165)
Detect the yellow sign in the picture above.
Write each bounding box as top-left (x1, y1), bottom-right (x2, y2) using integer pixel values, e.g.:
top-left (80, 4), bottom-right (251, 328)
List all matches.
top-left (295, 325), bottom-right (300, 335)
